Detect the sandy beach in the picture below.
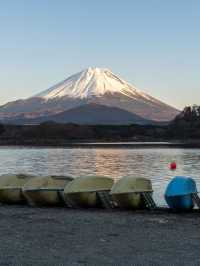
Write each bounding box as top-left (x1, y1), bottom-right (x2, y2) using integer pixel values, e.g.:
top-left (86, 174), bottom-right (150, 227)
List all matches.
top-left (0, 206), bottom-right (200, 266)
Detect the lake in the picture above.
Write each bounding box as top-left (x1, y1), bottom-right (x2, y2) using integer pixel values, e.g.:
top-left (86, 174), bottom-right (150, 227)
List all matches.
top-left (0, 146), bottom-right (200, 206)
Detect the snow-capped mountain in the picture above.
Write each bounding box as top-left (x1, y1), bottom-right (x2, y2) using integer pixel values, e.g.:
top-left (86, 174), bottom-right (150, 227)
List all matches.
top-left (0, 67), bottom-right (179, 124)
top-left (36, 67), bottom-right (157, 102)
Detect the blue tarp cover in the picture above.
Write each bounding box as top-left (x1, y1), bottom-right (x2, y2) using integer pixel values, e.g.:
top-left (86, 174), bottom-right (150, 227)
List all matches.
top-left (165, 176), bottom-right (197, 197)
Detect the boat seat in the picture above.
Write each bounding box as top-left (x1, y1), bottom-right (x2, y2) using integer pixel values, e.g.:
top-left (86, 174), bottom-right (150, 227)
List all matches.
top-left (96, 190), bottom-right (115, 209)
top-left (141, 192), bottom-right (157, 210)
top-left (192, 193), bottom-right (200, 209)
top-left (64, 194), bottom-right (79, 208)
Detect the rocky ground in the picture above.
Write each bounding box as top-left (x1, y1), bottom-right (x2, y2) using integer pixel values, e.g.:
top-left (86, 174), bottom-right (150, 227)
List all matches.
top-left (0, 206), bottom-right (200, 266)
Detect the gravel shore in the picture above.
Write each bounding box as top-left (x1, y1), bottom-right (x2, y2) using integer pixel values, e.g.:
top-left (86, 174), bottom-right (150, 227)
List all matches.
top-left (0, 206), bottom-right (200, 266)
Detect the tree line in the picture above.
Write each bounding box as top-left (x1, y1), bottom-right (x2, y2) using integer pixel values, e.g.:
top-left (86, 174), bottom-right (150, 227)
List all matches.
top-left (168, 105), bottom-right (200, 139)
top-left (0, 105), bottom-right (199, 143)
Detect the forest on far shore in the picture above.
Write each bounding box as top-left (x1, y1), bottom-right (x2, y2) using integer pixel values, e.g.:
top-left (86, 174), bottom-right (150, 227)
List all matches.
top-left (0, 105), bottom-right (199, 145)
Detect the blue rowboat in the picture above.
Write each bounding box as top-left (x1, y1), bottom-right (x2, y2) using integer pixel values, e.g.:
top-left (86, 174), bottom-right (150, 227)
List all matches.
top-left (165, 176), bottom-right (197, 211)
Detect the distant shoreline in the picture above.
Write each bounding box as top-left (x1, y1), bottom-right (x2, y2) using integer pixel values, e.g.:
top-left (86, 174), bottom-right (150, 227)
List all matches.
top-left (0, 141), bottom-right (200, 149)
top-left (0, 123), bottom-right (199, 148)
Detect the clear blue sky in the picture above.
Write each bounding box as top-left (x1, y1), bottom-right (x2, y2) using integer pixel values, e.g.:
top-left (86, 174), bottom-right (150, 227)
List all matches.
top-left (0, 0), bottom-right (199, 109)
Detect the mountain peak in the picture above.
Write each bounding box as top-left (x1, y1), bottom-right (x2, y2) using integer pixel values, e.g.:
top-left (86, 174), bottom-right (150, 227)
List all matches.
top-left (85, 67), bottom-right (110, 73)
top-left (36, 67), bottom-right (147, 100)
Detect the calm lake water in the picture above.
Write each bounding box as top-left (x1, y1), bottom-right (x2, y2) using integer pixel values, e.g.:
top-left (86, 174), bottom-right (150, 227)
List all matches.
top-left (0, 146), bottom-right (200, 206)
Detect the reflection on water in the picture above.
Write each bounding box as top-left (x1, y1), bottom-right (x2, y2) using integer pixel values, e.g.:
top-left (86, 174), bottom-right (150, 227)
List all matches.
top-left (0, 147), bottom-right (200, 206)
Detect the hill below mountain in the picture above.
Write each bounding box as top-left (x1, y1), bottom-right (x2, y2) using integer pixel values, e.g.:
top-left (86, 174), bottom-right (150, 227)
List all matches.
top-left (2, 104), bottom-right (155, 125)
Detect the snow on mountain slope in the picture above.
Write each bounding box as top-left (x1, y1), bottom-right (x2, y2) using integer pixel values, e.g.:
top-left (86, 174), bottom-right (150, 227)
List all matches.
top-left (36, 67), bottom-right (159, 104)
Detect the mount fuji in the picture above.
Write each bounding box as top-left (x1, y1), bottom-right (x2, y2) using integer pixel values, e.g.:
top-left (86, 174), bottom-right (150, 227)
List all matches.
top-left (0, 67), bottom-right (179, 125)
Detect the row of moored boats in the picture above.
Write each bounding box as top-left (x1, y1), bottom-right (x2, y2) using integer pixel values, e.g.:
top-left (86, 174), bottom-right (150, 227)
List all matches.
top-left (0, 174), bottom-right (199, 211)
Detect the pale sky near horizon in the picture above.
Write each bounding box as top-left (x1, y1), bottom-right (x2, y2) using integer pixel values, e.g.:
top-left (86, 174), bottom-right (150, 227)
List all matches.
top-left (0, 0), bottom-right (199, 110)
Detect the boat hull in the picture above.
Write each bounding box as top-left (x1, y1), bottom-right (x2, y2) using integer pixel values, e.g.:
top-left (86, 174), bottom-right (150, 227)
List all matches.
top-left (112, 193), bottom-right (144, 209)
top-left (110, 177), bottom-right (153, 209)
top-left (0, 188), bottom-right (26, 204)
top-left (165, 195), bottom-right (194, 211)
top-left (0, 174), bottom-right (34, 204)
top-left (22, 176), bottom-right (73, 207)
top-left (64, 192), bottom-right (98, 208)
top-left (64, 176), bottom-right (114, 208)
top-left (23, 189), bottom-right (63, 207)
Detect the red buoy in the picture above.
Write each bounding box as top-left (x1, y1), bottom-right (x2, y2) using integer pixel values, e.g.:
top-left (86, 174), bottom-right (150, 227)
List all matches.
top-left (170, 162), bottom-right (177, 170)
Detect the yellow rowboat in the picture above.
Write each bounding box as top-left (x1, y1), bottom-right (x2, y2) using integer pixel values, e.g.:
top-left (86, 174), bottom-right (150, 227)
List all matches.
top-left (22, 175), bottom-right (73, 206)
top-left (63, 175), bottom-right (114, 208)
top-left (110, 177), bottom-right (155, 209)
top-left (0, 174), bottom-right (35, 204)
